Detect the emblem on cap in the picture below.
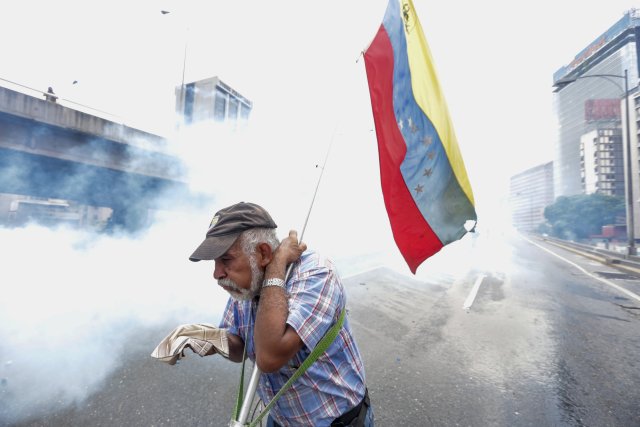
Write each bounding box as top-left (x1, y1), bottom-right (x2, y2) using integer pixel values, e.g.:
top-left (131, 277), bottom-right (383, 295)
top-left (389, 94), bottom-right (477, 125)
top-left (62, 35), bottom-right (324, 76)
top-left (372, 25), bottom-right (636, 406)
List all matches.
top-left (208, 215), bottom-right (220, 231)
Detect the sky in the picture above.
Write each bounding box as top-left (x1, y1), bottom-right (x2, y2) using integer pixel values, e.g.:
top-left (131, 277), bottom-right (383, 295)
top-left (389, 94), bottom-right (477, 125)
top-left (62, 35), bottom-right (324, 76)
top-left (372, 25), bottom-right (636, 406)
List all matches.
top-left (2, 0), bottom-right (640, 422)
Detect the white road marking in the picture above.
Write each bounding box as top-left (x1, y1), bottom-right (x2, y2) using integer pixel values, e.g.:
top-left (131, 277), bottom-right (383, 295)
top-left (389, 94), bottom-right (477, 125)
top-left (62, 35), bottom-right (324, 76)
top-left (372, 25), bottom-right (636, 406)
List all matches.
top-left (463, 274), bottom-right (486, 311)
top-left (522, 236), bottom-right (640, 304)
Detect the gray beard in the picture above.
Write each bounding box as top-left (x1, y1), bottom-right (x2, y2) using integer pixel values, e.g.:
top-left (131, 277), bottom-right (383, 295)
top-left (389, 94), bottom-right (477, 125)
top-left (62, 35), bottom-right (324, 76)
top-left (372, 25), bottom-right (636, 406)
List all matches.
top-left (218, 254), bottom-right (264, 301)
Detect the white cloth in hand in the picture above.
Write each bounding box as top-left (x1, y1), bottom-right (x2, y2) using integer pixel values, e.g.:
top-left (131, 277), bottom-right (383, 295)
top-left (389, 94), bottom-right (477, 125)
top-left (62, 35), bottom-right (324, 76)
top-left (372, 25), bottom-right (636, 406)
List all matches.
top-left (151, 323), bottom-right (229, 365)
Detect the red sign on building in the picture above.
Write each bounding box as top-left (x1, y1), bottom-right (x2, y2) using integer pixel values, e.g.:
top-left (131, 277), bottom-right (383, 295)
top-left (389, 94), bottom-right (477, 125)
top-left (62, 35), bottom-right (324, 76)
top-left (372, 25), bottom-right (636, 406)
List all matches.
top-left (585, 99), bottom-right (620, 121)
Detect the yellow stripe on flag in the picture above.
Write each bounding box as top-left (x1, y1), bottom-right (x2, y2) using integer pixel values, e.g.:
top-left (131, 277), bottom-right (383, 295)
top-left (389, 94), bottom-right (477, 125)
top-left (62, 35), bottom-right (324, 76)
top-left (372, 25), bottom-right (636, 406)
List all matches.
top-left (401, 0), bottom-right (475, 206)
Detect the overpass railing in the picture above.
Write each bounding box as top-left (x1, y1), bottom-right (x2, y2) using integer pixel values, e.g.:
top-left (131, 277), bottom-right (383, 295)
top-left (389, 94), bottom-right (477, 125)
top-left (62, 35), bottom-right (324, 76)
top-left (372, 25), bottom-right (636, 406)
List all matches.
top-left (0, 77), bottom-right (125, 124)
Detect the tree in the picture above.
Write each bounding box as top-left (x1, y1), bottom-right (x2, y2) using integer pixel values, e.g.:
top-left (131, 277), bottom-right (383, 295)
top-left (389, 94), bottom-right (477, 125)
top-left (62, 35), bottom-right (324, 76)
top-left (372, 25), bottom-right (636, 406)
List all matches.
top-left (543, 193), bottom-right (625, 240)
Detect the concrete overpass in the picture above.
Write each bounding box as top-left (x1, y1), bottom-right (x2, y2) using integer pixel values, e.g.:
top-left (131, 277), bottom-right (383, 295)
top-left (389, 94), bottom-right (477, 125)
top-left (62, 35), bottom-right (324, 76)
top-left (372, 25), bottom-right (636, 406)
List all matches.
top-left (0, 85), bottom-right (191, 232)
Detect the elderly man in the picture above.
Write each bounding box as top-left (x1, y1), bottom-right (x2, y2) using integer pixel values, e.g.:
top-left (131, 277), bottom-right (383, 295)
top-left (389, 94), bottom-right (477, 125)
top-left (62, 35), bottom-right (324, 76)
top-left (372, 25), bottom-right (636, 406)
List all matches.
top-left (189, 201), bottom-right (373, 427)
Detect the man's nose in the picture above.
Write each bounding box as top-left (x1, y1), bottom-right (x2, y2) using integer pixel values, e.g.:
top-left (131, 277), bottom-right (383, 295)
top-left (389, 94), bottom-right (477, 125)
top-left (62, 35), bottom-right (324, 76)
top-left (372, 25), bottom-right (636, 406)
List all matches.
top-left (213, 260), bottom-right (226, 280)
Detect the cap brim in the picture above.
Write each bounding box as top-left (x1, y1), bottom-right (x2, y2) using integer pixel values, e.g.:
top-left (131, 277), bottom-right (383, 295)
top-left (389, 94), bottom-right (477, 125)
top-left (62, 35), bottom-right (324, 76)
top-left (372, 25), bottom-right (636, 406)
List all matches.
top-left (189, 233), bottom-right (241, 262)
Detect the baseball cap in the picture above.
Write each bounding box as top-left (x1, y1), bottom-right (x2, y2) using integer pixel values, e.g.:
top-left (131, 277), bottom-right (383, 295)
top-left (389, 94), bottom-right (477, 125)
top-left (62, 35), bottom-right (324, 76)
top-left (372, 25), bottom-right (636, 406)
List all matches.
top-left (189, 202), bottom-right (277, 262)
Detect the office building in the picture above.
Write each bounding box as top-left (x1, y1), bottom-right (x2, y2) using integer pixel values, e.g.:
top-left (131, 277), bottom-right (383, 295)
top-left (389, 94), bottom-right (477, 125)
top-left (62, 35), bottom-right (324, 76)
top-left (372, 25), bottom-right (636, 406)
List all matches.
top-left (509, 162), bottom-right (555, 232)
top-left (553, 9), bottom-right (640, 239)
top-left (175, 76), bottom-right (252, 127)
top-left (552, 9), bottom-right (640, 199)
top-left (580, 128), bottom-right (624, 196)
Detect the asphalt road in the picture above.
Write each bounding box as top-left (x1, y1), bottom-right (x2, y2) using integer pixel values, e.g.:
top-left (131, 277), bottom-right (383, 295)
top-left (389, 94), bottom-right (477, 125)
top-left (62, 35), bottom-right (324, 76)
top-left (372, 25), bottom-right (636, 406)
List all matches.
top-left (347, 234), bottom-right (640, 426)
top-left (5, 233), bottom-right (640, 426)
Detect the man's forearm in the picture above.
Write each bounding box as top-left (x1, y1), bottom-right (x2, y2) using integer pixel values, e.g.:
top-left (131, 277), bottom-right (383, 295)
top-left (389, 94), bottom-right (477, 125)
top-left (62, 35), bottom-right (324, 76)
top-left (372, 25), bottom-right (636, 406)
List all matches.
top-left (254, 257), bottom-right (290, 358)
top-left (254, 254), bottom-right (306, 372)
top-left (253, 230), bottom-right (306, 372)
top-left (226, 332), bottom-right (246, 363)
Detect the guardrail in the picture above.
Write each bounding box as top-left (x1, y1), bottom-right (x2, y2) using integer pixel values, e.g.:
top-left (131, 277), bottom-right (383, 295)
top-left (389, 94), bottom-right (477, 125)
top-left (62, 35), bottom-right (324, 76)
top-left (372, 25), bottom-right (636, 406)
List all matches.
top-left (0, 77), bottom-right (125, 124)
top-left (536, 234), bottom-right (640, 275)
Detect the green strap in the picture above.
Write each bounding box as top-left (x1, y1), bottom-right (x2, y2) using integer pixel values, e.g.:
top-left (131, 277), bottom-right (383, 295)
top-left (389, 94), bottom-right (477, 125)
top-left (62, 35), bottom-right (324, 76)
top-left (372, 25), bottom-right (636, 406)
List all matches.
top-left (232, 331), bottom-right (249, 420)
top-left (247, 307), bottom-right (346, 427)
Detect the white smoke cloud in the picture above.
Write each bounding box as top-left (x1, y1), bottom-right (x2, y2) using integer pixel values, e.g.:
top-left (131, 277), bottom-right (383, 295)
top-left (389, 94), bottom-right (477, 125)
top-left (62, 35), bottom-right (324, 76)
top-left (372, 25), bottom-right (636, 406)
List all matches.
top-left (0, 214), bottom-right (227, 424)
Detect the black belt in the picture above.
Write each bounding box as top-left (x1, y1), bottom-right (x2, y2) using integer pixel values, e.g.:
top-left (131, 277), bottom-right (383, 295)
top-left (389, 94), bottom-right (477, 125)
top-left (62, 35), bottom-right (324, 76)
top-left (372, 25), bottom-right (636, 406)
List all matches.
top-left (331, 388), bottom-right (370, 427)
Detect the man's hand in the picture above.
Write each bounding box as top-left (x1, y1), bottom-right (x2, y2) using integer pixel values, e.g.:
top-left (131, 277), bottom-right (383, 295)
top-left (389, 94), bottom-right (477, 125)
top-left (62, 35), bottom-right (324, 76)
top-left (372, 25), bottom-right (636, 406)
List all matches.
top-left (184, 338), bottom-right (215, 357)
top-left (150, 324), bottom-right (229, 364)
top-left (169, 341), bottom-right (216, 365)
top-left (268, 230), bottom-right (307, 276)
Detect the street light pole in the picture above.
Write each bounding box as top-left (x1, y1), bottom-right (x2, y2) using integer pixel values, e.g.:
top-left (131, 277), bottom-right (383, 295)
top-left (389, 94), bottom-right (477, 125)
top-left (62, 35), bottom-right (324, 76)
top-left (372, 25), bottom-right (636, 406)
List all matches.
top-left (623, 69), bottom-right (637, 255)
top-left (554, 70), bottom-right (637, 256)
top-left (161, 10), bottom-right (189, 127)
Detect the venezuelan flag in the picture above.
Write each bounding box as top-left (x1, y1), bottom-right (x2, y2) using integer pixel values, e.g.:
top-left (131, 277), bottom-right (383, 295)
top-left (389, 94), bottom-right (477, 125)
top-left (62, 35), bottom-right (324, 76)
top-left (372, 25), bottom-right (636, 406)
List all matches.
top-left (364, 0), bottom-right (477, 273)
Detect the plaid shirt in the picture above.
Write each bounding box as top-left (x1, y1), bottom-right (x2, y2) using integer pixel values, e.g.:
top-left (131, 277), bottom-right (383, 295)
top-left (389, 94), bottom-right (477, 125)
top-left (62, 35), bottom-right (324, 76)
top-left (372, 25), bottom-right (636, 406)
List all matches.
top-left (220, 250), bottom-right (367, 427)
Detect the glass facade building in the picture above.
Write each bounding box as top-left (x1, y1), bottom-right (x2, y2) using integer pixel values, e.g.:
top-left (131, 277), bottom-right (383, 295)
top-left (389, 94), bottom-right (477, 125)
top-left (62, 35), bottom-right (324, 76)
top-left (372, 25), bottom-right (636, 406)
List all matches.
top-left (553, 10), bottom-right (640, 198)
top-left (509, 162), bottom-right (554, 232)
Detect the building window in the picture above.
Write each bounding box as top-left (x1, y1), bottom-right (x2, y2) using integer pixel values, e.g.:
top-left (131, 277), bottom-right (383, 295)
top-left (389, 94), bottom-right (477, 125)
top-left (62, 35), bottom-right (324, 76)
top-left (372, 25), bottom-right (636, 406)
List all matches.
top-left (214, 88), bottom-right (227, 121)
top-left (229, 98), bottom-right (239, 121)
top-left (184, 83), bottom-right (196, 124)
top-left (240, 104), bottom-right (251, 121)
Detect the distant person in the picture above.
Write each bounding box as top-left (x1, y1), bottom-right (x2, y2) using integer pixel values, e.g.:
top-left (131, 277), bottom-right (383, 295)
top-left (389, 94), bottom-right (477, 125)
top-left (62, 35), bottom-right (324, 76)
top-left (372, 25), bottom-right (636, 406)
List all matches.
top-left (186, 202), bottom-right (374, 426)
top-left (45, 87), bottom-right (57, 103)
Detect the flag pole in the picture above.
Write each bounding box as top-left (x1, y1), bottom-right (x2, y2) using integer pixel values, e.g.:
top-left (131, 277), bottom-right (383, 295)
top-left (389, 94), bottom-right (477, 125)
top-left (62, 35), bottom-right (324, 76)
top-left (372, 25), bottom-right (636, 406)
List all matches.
top-left (230, 129), bottom-right (337, 426)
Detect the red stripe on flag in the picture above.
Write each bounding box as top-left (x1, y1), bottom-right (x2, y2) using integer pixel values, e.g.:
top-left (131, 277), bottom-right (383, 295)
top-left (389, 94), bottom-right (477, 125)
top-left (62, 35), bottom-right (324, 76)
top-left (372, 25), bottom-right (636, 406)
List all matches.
top-left (364, 25), bottom-right (443, 273)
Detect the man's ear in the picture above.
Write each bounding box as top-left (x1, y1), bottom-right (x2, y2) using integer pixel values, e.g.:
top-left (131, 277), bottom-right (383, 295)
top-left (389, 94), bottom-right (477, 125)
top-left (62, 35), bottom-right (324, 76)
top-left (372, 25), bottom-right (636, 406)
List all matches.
top-left (256, 243), bottom-right (274, 267)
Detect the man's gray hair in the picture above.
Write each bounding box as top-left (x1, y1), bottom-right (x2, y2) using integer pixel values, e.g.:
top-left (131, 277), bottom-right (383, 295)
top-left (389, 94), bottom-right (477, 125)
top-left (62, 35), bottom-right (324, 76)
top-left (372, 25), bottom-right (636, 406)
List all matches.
top-left (239, 227), bottom-right (280, 255)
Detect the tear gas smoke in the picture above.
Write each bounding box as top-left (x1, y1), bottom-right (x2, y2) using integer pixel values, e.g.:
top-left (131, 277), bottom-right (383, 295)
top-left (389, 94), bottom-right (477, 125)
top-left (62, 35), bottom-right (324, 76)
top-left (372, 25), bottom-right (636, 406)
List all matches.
top-left (0, 215), bottom-right (225, 424)
top-left (0, 89), bottom-right (513, 425)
